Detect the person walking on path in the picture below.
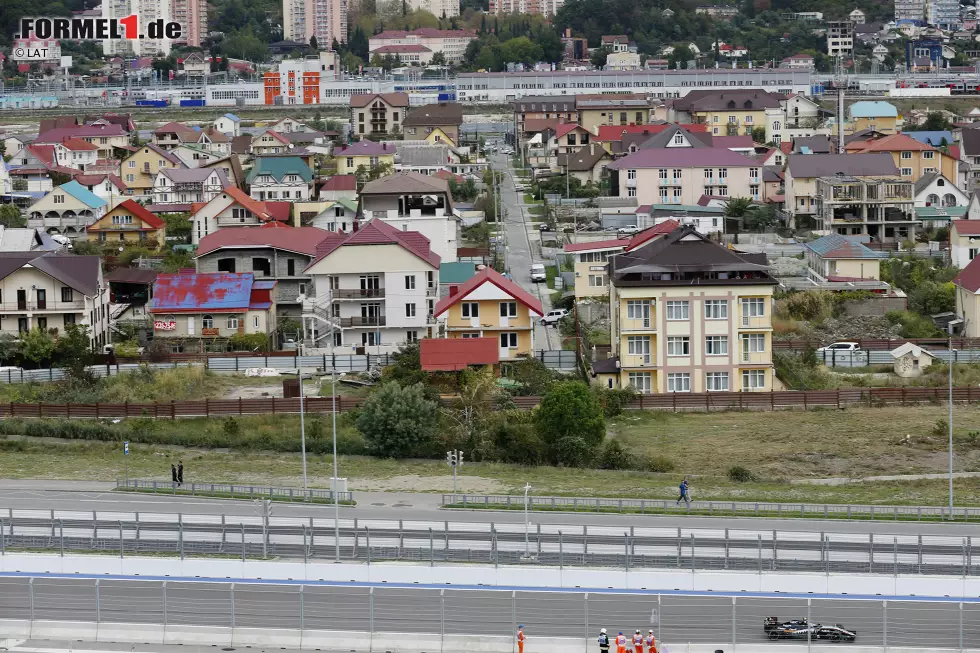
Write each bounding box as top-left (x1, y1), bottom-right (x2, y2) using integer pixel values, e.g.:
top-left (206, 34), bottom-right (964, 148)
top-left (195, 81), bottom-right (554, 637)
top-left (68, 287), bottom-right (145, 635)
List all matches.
top-left (517, 625), bottom-right (525, 653)
top-left (616, 632), bottom-right (627, 653)
top-left (598, 629), bottom-right (610, 653)
top-left (171, 464), bottom-right (178, 486)
top-left (177, 461), bottom-right (184, 487)
top-left (676, 478), bottom-right (690, 508)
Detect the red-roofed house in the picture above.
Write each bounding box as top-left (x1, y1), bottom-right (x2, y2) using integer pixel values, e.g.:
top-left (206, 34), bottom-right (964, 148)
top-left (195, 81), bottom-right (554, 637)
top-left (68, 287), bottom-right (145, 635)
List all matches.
top-left (553, 123), bottom-right (592, 158)
top-left (303, 219), bottom-right (442, 352)
top-left (250, 130), bottom-right (291, 156)
top-left (33, 123), bottom-right (129, 159)
top-left (53, 138), bottom-right (100, 172)
top-left (72, 173), bottom-right (128, 202)
top-left (624, 219), bottom-right (680, 251)
top-left (950, 220), bottom-right (980, 268)
top-left (954, 255), bottom-right (980, 337)
top-left (320, 175), bottom-right (358, 201)
top-left (433, 267), bottom-right (543, 362)
top-left (190, 186), bottom-right (289, 245)
top-left (420, 337), bottom-right (499, 372)
top-left (845, 132), bottom-right (957, 181)
top-left (86, 199), bottom-right (167, 249)
top-left (195, 226), bottom-right (333, 316)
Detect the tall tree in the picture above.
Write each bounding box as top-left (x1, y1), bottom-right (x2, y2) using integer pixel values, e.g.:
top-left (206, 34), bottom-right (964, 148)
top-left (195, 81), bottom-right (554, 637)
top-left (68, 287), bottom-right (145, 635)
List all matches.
top-left (535, 381), bottom-right (606, 467)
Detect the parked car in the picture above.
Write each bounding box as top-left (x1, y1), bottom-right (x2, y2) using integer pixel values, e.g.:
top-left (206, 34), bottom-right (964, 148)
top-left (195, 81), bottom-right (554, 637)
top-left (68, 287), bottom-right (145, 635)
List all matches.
top-left (541, 308), bottom-right (569, 325)
top-left (530, 263), bottom-right (547, 282)
top-left (617, 225), bottom-right (641, 235)
top-left (817, 341), bottom-right (861, 352)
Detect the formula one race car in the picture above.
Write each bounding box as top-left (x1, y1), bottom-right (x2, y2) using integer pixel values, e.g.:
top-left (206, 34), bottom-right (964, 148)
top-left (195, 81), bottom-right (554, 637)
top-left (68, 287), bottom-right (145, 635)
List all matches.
top-left (764, 618), bottom-right (856, 642)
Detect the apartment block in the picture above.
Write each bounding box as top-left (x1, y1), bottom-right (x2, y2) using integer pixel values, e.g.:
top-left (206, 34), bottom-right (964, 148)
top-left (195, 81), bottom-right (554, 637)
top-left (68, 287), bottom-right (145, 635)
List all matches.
top-left (368, 29), bottom-right (476, 65)
top-left (171, 0), bottom-right (207, 47)
top-left (604, 226), bottom-right (777, 394)
top-left (489, 0), bottom-right (564, 15)
top-left (102, 0), bottom-right (172, 56)
top-left (283, 0), bottom-right (347, 49)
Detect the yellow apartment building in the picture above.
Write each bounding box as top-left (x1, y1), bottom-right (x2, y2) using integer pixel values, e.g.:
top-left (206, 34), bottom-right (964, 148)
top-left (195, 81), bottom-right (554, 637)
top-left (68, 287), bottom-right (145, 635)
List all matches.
top-left (433, 267), bottom-right (544, 361)
top-left (86, 199), bottom-right (167, 248)
top-left (847, 101), bottom-right (901, 135)
top-left (845, 133), bottom-right (956, 182)
top-left (334, 141), bottom-right (396, 176)
top-left (121, 144), bottom-right (184, 196)
top-left (606, 226), bottom-right (777, 393)
top-left (577, 95), bottom-right (655, 133)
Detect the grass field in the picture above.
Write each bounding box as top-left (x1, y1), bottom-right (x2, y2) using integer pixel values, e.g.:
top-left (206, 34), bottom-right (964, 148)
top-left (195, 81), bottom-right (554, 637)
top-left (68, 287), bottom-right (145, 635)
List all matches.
top-left (3, 404), bottom-right (980, 505)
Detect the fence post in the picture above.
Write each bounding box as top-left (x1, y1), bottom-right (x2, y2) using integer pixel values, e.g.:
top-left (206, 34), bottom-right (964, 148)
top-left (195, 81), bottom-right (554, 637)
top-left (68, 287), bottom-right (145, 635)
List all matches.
top-left (230, 583), bottom-right (236, 629)
top-left (95, 579), bottom-right (100, 624)
top-left (366, 526), bottom-right (371, 565)
top-left (676, 528), bottom-right (681, 567)
top-left (162, 582), bottom-right (167, 633)
top-left (179, 515), bottom-right (184, 559)
top-left (29, 578), bottom-right (34, 625)
top-left (883, 600), bottom-right (887, 651)
top-left (511, 591), bottom-right (517, 653)
top-left (758, 534), bottom-right (762, 573)
top-left (960, 602), bottom-right (964, 652)
top-left (299, 585), bottom-right (305, 636)
top-left (724, 528), bottom-right (729, 569)
top-left (559, 530), bottom-right (563, 570)
top-left (60, 519), bottom-right (64, 556)
top-left (303, 525), bottom-right (308, 565)
top-left (430, 528), bottom-right (434, 567)
top-left (242, 523), bottom-right (246, 563)
top-left (732, 597), bottom-right (737, 651)
top-left (119, 520), bottom-right (123, 558)
top-left (440, 589), bottom-right (446, 653)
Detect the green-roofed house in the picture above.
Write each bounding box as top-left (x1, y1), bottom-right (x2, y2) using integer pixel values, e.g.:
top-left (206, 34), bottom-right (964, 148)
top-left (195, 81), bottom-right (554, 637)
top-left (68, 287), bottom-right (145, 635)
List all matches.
top-left (914, 205), bottom-right (968, 224)
top-left (247, 156), bottom-right (313, 202)
top-left (27, 180), bottom-right (108, 239)
top-left (310, 198), bottom-right (358, 231)
top-left (803, 233), bottom-right (885, 282)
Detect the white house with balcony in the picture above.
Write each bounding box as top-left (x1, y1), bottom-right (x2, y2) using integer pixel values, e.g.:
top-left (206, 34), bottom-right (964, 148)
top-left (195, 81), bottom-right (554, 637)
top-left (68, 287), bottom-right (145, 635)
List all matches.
top-left (53, 138), bottom-right (100, 172)
top-left (151, 168), bottom-right (228, 205)
top-left (301, 219), bottom-right (442, 353)
top-left (27, 180), bottom-right (107, 239)
top-left (914, 171), bottom-right (968, 208)
top-left (246, 157), bottom-right (313, 202)
top-left (358, 171), bottom-right (459, 263)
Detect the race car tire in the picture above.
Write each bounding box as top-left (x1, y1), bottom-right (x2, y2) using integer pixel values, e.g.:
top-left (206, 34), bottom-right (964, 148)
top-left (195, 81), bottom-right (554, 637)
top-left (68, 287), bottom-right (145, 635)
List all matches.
top-left (768, 631), bottom-right (781, 640)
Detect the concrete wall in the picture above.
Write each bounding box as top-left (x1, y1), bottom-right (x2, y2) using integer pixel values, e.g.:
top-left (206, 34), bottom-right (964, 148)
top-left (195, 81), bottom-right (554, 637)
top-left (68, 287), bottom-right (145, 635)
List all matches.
top-left (2, 553), bottom-right (980, 598)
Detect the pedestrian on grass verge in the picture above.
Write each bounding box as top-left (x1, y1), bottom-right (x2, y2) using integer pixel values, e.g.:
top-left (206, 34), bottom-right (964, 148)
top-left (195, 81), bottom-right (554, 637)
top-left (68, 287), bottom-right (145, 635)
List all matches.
top-left (171, 463), bottom-right (178, 486)
top-left (177, 460), bottom-right (184, 486)
top-left (677, 478), bottom-right (690, 508)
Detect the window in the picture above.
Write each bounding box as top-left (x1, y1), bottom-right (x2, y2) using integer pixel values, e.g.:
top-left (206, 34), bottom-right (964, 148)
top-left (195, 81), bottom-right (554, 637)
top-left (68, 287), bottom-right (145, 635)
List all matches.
top-left (666, 300), bottom-right (689, 320)
top-left (743, 333), bottom-right (766, 352)
top-left (742, 369), bottom-right (766, 389)
top-left (627, 336), bottom-right (651, 356)
top-left (674, 133), bottom-right (684, 145)
top-left (406, 303), bottom-right (417, 318)
top-left (37, 317), bottom-right (47, 330)
top-left (901, 151), bottom-right (912, 159)
top-left (667, 336), bottom-right (690, 356)
top-left (705, 336), bottom-right (729, 356)
top-left (253, 316), bottom-right (259, 329)
top-left (406, 330), bottom-right (418, 343)
top-left (405, 275), bottom-right (416, 290)
top-left (659, 169), bottom-right (668, 181)
top-left (706, 372), bottom-right (729, 391)
top-left (970, 248), bottom-right (979, 261)
top-left (287, 259), bottom-right (295, 276)
top-left (718, 168), bottom-right (728, 180)
top-left (461, 302), bottom-right (479, 318)
top-left (589, 274), bottom-right (606, 287)
top-left (64, 313), bottom-right (76, 327)
top-left (923, 151), bottom-right (934, 160)
top-left (667, 373), bottom-right (691, 392)
top-left (901, 168), bottom-right (913, 177)
top-left (749, 167), bottom-right (759, 179)
top-left (705, 299), bottom-right (728, 319)
top-left (626, 299), bottom-right (651, 321)
top-left (742, 297), bottom-right (766, 317)
top-left (567, 134), bottom-right (577, 146)
top-left (704, 168), bottom-right (714, 179)
top-left (346, 157), bottom-right (354, 168)
top-left (61, 287), bottom-right (73, 303)
top-left (500, 302), bottom-right (517, 317)
top-left (628, 187), bottom-right (637, 197)
top-left (627, 169), bottom-right (636, 180)
top-left (227, 316), bottom-right (240, 330)
top-left (500, 332), bottom-right (518, 348)
top-left (627, 372), bottom-right (652, 393)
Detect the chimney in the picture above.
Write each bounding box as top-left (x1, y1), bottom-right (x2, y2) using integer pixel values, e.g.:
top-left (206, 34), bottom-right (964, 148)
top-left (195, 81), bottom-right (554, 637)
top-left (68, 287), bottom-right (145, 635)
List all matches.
top-left (590, 142), bottom-right (595, 155)
top-left (448, 284), bottom-right (459, 297)
top-left (353, 220), bottom-right (360, 232)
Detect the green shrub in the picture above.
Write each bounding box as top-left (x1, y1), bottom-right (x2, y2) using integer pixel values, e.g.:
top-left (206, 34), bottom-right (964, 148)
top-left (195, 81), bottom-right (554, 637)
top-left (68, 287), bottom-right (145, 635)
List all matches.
top-left (593, 386), bottom-right (638, 418)
top-left (728, 465), bottom-right (756, 482)
top-left (641, 454), bottom-right (675, 473)
top-left (598, 439), bottom-right (633, 470)
top-left (493, 420), bottom-right (547, 466)
top-left (223, 417), bottom-right (240, 436)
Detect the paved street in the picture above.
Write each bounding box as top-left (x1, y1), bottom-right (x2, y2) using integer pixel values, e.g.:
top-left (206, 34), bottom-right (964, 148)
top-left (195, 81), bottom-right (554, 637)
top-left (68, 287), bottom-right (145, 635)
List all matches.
top-left (492, 153), bottom-right (555, 351)
top-left (1, 576), bottom-right (978, 648)
top-left (2, 487), bottom-right (980, 535)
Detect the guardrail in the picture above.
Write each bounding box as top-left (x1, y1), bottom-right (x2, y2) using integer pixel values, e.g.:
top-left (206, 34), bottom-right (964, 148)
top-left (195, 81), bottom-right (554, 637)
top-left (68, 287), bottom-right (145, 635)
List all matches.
top-left (440, 495), bottom-right (980, 522)
top-left (7, 386), bottom-right (980, 418)
top-left (0, 508), bottom-right (977, 577)
top-left (116, 479), bottom-right (354, 504)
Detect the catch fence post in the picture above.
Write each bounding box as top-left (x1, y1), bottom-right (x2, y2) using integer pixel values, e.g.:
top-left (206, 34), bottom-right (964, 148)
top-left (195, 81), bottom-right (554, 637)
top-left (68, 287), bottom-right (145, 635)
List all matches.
top-left (369, 587), bottom-right (375, 652)
top-left (230, 583), bottom-right (236, 629)
top-left (300, 585), bottom-right (305, 635)
top-left (440, 589), bottom-right (446, 653)
top-left (95, 579), bottom-right (100, 623)
top-left (584, 593), bottom-right (589, 653)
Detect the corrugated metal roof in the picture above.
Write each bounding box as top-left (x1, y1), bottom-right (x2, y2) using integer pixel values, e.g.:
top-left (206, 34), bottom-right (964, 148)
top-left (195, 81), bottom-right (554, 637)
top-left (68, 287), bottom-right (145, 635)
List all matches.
top-left (434, 267), bottom-right (543, 317)
top-left (804, 234), bottom-right (884, 260)
top-left (246, 156), bottom-right (313, 184)
top-left (420, 337), bottom-right (499, 371)
top-left (849, 101), bottom-right (899, 118)
top-left (58, 180), bottom-right (107, 209)
top-left (151, 272), bottom-right (255, 313)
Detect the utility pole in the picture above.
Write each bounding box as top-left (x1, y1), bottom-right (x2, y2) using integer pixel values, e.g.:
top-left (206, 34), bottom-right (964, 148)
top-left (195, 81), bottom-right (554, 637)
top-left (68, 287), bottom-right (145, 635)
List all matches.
top-left (521, 483), bottom-right (534, 561)
top-left (331, 287), bottom-right (341, 562)
top-left (949, 337), bottom-right (954, 518)
top-left (299, 371), bottom-right (308, 494)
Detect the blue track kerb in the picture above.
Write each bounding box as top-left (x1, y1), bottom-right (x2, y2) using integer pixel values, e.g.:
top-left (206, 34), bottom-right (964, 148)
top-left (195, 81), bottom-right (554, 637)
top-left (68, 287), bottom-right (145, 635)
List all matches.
top-left (0, 571), bottom-right (977, 603)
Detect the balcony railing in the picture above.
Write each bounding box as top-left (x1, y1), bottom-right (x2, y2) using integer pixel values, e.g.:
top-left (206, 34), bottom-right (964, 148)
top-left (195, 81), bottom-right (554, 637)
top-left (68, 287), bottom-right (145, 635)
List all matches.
top-left (741, 350), bottom-right (769, 364)
top-left (340, 316), bottom-right (386, 328)
top-left (739, 314), bottom-right (770, 329)
top-left (620, 316), bottom-right (656, 332)
top-left (0, 300), bottom-right (86, 313)
top-left (333, 288), bottom-right (385, 300)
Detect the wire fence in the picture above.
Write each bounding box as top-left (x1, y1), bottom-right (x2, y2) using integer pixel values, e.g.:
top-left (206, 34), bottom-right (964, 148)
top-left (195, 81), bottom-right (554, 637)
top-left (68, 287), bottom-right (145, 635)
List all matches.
top-left (441, 495), bottom-right (980, 522)
top-left (0, 576), bottom-right (978, 651)
top-left (1, 509), bottom-right (977, 577)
